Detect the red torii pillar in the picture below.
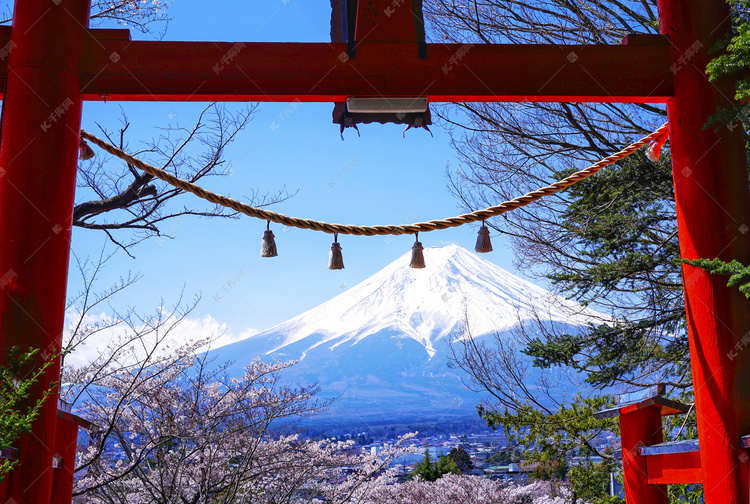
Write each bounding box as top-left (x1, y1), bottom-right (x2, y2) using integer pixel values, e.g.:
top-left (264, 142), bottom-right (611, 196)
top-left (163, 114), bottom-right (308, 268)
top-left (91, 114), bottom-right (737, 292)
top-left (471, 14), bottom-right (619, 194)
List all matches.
top-left (0, 1), bottom-right (90, 503)
top-left (658, 0), bottom-right (750, 501)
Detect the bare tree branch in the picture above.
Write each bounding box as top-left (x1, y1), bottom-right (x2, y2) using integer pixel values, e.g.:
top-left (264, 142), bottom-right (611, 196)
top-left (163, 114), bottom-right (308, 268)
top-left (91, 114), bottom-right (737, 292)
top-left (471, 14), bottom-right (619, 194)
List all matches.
top-left (74, 103), bottom-right (296, 252)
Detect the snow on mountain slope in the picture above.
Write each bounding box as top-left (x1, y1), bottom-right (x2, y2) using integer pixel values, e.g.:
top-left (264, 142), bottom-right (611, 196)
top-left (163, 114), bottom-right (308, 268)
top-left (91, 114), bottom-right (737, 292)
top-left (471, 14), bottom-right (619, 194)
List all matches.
top-left (232, 244), bottom-right (606, 358)
top-left (212, 244), bottom-right (608, 421)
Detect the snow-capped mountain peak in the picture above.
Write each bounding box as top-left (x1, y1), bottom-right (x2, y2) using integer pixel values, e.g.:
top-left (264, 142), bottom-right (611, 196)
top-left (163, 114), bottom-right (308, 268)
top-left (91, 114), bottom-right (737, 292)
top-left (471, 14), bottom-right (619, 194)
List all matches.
top-left (212, 244), bottom-right (607, 422)
top-left (236, 244), bottom-right (605, 360)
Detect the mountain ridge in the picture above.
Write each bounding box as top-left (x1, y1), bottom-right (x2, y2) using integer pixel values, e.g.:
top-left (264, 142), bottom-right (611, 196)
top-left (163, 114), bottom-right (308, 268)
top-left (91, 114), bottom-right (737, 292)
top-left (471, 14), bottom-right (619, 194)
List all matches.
top-left (230, 244), bottom-right (606, 358)
top-left (211, 244), bottom-right (607, 422)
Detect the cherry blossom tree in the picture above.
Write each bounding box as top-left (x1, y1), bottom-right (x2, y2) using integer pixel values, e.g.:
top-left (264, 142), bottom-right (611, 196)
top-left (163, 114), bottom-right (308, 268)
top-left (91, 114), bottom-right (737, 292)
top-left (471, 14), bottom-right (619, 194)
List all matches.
top-left (60, 301), bottom-right (415, 504)
top-left (364, 475), bottom-right (582, 504)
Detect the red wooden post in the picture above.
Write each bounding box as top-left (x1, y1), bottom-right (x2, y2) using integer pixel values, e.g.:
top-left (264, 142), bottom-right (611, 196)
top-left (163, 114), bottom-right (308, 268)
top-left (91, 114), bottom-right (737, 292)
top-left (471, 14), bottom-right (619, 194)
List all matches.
top-left (354, 0), bottom-right (423, 42)
top-left (620, 406), bottom-right (668, 504)
top-left (51, 415), bottom-right (79, 504)
top-left (658, 1), bottom-right (750, 502)
top-left (0, 1), bottom-right (90, 503)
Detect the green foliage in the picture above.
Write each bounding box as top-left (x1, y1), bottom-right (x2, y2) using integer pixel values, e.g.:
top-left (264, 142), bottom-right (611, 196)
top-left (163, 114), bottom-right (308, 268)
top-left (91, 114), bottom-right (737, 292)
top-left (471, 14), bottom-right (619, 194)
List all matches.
top-left (524, 153), bottom-right (688, 388)
top-left (705, 1), bottom-right (750, 128)
top-left (478, 395), bottom-right (618, 478)
top-left (411, 449), bottom-right (459, 482)
top-left (668, 484), bottom-right (704, 504)
top-left (683, 257), bottom-right (750, 298)
top-left (554, 156), bottom-right (677, 280)
top-left (471, 154), bottom-right (689, 498)
top-left (475, 152), bottom-right (705, 500)
top-left (484, 447), bottom-right (522, 466)
top-left (446, 445), bottom-right (473, 474)
top-left (411, 449), bottom-right (437, 481)
top-left (0, 347), bottom-right (54, 479)
top-left (706, 24), bottom-right (750, 101)
top-left (567, 459), bottom-right (623, 504)
top-left (435, 453), bottom-right (459, 477)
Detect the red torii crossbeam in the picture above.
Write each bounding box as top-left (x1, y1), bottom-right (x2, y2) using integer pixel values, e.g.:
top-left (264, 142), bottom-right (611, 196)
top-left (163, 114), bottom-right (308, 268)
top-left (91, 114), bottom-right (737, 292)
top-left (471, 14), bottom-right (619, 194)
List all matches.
top-left (0, 1), bottom-right (748, 503)
top-left (0, 29), bottom-right (673, 102)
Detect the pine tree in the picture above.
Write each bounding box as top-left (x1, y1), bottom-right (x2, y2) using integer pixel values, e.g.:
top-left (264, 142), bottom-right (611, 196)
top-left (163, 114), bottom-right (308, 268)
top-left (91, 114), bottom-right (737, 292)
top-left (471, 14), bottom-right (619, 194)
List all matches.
top-left (447, 446), bottom-right (473, 474)
top-left (411, 449), bottom-right (459, 481)
top-left (412, 449), bottom-right (436, 482)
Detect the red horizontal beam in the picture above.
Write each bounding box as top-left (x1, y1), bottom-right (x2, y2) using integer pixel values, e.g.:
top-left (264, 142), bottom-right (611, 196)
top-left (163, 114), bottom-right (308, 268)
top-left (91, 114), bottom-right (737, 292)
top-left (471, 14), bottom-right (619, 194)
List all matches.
top-left (646, 450), bottom-right (703, 485)
top-left (0, 27), bottom-right (672, 103)
top-left (57, 407), bottom-right (99, 432)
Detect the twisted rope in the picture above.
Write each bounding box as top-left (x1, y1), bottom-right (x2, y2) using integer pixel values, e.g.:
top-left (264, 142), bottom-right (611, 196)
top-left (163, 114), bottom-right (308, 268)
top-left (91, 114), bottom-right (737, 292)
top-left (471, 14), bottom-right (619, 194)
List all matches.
top-left (80, 123), bottom-right (669, 236)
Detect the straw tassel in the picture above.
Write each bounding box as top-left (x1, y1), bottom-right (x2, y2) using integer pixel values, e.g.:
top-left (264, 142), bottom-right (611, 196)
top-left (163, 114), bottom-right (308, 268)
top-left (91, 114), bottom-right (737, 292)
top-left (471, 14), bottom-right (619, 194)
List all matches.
top-left (475, 222), bottom-right (493, 253)
top-left (410, 232), bottom-right (425, 269)
top-left (328, 233), bottom-right (344, 270)
top-left (79, 139), bottom-right (95, 161)
top-left (645, 133), bottom-right (668, 162)
top-left (261, 221), bottom-right (278, 257)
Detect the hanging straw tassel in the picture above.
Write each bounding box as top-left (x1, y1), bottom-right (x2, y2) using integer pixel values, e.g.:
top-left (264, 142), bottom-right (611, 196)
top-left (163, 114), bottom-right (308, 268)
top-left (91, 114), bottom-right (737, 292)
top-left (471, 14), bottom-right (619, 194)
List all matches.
top-left (79, 139), bottom-right (95, 161)
top-left (475, 221), bottom-right (493, 253)
top-left (410, 232), bottom-right (426, 269)
top-left (328, 233), bottom-right (345, 270)
top-left (261, 221), bottom-right (278, 257)
top-left (645, 133), bottom-right (668, 162)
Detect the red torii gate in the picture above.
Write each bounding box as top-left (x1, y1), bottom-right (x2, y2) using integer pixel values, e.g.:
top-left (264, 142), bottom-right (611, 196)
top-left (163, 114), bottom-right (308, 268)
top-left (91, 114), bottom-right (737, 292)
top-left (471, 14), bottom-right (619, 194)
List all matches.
top-left (0, 0), bottom-right (747, 503)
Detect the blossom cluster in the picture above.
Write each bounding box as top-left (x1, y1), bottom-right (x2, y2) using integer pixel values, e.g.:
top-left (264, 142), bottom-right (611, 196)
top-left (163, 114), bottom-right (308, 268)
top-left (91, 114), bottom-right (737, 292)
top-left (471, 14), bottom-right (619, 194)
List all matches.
top-left (67, 341), bottom-right (417, 504)
top-left (365, 476), bottom-right (577, 504)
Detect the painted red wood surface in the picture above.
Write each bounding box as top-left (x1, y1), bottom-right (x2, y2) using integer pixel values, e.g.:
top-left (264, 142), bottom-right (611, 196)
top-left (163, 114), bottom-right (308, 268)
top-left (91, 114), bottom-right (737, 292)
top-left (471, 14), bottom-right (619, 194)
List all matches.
top-left (354, 0), bottom-right (419, 42)
top-left (646, 451), bottom-right (703, 485)
top-left (658, 0), bottom-right (750, 502)
top-left (0, 27), bottom-right (673, 103)
top-left (620, 406), bottom-right (669, 504)
top-left (0, 1), bottom-right (91, 502)
top-left (50, 416), bottom-right (79, 504)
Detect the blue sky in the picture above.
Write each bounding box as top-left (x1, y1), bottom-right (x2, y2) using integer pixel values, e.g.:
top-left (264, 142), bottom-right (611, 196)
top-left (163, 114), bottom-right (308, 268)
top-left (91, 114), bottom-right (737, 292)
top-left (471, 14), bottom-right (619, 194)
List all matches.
top-left (62, 0), bottom-right (524, 341)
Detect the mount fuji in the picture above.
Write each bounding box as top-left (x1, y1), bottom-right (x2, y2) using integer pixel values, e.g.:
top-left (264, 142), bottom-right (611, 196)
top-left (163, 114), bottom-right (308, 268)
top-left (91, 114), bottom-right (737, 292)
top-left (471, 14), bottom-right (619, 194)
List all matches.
top-left (210, 244), bottom-right (607, 424)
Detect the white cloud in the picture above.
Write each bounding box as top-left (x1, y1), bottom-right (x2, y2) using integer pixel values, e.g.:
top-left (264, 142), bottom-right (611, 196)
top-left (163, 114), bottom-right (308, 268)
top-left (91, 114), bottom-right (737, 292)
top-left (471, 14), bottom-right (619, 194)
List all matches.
top-left (62, 308), bottom-right (257, 368)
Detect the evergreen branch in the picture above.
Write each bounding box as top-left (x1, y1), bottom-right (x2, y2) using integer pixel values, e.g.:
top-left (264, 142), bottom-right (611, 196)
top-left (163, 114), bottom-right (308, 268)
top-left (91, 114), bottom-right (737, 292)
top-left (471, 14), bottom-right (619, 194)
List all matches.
top-left (683, 257), bottom-right (750, 298)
